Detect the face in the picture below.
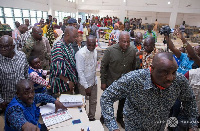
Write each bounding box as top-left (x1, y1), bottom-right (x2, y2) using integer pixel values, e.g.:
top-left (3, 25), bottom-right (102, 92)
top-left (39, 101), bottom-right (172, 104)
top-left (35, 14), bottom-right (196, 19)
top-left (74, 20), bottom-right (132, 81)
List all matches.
top-left (144, 40), bottom-right (155, 53)
top-left (77, 33), bottom-right (83, 43)
top-left (0, 37), bottom-right (15, 57)
top-left (148, 25), bottom-right (152, 32)
top-left (73, 23), bottom-right (77, 29)
top-left (40, 19), bottom-right (44, 24)
top-left (114, 25), bottom-right (118, 30)
top-left (78, 18), bottom-right (81, 23)
top-left (87, 38), bottom-right (96, 51)
top-left (15, 22), bottom-right (20, 28)
top-left (135, 34), bottom-right (143, 44)
top-left (17, 82), bottom-right (35, 106)
top-left (64, 19), bottom-right (67, 25)
top-left (59, 22), bottom-right (62, 26)
top-left (32, 28), bottom-right (43, 41)
top-left (194, 46), bottom-right (200, 57)
top-left (125, 23), bottom-right (129, 29)
top-left (151, 58), bottom-right (178, 88)
top-left (119, 34), bottom-right (130, 52)
top-left (31, 58), bottom-right (41, 69)
top-left (25, 19), bottom-right (29, 26)
top-left (64, 29), bottom-right (78, 44)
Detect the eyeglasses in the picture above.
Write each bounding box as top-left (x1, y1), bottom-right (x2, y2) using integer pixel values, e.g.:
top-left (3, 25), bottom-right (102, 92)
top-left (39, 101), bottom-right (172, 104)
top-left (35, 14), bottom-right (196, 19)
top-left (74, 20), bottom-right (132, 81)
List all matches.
top-left (0, 45), bottom-right (13, 50)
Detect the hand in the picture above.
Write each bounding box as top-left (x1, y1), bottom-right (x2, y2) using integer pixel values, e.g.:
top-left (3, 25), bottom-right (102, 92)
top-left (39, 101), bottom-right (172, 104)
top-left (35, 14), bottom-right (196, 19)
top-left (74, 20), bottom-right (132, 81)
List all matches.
top-left (22, 122), bottom-right (40, 131)
top-left (54, 100), bottom-right (67, 113)
top-left (0, 102), bottom-right (9, 111)
top-left (174, 28), bottom-right (183, 39)
top-left (189, 128), bottom-right (198, 131)
top-left (101, 84), bottom-right (107, 91)
top-left (85, 87), bottom-right (92, 96)
top-left (68, 81), bottom-right (75, 92)
top-left (136, 51), bottom-right (144, 56)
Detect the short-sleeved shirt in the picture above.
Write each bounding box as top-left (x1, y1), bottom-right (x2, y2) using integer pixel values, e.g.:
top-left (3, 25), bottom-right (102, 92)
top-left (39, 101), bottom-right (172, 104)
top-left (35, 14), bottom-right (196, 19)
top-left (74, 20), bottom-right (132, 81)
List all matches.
top-left (177, 53), bottom-right (194, 75)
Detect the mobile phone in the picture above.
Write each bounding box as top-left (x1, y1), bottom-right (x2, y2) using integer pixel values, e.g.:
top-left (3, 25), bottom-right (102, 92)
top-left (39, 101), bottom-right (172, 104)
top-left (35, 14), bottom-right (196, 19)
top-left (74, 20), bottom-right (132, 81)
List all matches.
top-left (72, 119), bottom-right (81, 124)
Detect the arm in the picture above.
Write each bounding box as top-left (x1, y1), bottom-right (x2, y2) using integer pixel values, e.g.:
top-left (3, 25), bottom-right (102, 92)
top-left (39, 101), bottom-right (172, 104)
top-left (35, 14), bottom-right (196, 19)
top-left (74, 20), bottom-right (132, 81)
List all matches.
top-left (22, 39), bottom-right (33, 59)
top-left (100, 73), bottom-right (132, 131)
top-left (100, 49), bottom-right (110, 90)
top-left (164, 35), bottom-right (181, 58)
top-left (75, 52), bottom-right (88, 89)
top-left (178, 76), bottom-right (199, 129)
top-left (24, 56), bottom-right (29, 79)
top-left (29, 72), bottom-right (49, 86)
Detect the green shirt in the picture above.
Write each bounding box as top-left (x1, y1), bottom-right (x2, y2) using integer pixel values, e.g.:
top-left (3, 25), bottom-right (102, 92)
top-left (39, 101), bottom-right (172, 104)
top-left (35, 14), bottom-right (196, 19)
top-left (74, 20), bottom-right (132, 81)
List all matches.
top-left (100, 44), bottom-right (136, 86)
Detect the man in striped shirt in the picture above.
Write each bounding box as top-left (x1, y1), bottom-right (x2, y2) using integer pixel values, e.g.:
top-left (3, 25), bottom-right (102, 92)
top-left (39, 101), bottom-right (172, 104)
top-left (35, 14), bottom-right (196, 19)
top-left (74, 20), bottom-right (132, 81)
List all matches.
top-left (0, 35), bottom-right (29, 111)
top-left (50, 26), bottom-right (78, 95)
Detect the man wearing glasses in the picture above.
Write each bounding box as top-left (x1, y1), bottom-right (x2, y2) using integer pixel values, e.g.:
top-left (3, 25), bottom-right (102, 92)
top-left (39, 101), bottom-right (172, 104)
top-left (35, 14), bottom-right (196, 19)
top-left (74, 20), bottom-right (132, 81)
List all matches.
top-left (0, 35), bottom-right (29, 113)
top-left (22, 26), bottom-right (51, 70)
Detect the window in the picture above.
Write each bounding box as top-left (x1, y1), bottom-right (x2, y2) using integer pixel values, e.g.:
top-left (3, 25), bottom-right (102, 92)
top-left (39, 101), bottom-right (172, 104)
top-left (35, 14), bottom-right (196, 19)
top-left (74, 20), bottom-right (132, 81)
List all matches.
top-left (4, 8), bottom-right (13, 17)
top-left (23, 10), bottom-right (29, 17)
top-left (37, 11), bottom-right (42, 17)
top-left (5, 18), bottom-right (14, 29)
top-left (30, 10), bottom-right (36, 17)
top-left (43, 12), bottom-right (47, 20)
top-left (0, 7), bottom-right (3, 16)
top-left (0, 18), bottom-right (4, 24)
top-left (15, 18), bottom-right (23, 24)
top-left (14, 9), bottom-right (22, 17)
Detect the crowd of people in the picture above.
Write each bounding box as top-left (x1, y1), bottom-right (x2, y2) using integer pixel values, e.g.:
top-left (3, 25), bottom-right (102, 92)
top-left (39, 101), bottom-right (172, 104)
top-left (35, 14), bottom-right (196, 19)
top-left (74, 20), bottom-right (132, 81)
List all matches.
top-left (0, 14), bottom-right (200, 131)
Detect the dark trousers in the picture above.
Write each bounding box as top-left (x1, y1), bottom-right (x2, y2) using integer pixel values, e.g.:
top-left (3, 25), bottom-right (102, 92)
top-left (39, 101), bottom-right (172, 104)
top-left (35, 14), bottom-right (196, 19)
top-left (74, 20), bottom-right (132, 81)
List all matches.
top-left (117, 98), bottom-right (125, 120)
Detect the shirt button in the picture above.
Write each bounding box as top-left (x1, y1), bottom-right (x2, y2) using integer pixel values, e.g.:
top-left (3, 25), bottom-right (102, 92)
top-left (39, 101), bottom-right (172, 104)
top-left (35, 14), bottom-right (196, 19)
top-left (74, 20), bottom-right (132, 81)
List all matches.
top-left (124, 65), bottom-right (125, 66)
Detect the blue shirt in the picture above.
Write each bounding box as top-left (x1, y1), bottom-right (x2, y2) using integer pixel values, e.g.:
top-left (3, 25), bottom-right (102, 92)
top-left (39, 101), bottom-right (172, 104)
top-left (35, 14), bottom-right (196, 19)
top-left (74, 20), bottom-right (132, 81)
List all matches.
top-left (5, 93), bottom-right (56, 130)
top-left (177, 53), bottom-right (194, 74)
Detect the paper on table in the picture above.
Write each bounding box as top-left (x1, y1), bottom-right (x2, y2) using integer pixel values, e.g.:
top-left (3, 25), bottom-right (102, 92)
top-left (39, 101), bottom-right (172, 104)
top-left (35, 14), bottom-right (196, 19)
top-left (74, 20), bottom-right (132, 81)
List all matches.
top-left (59, 94), bottom-right (83, 103)
top-left (40, 103), bottom-right (61, 116)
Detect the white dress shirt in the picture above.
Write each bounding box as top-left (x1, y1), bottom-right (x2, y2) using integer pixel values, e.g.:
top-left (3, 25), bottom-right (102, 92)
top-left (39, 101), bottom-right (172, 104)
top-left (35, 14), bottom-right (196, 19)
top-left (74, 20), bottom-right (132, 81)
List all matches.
top-left (75, 46), bottom-right (97, 89)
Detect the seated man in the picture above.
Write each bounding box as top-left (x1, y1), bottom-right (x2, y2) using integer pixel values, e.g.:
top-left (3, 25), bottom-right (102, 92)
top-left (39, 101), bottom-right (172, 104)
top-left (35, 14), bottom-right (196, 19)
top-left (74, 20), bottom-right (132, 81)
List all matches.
top-left (5, 79), bottom-right (66, 131)
top-left (28, 56), bottom-right (50, 93)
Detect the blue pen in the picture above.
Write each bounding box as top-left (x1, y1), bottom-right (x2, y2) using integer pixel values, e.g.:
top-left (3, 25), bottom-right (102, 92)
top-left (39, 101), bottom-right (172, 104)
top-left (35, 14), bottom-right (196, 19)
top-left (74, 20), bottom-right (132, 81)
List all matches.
top-left (87, 127), bottom-right (90, 131)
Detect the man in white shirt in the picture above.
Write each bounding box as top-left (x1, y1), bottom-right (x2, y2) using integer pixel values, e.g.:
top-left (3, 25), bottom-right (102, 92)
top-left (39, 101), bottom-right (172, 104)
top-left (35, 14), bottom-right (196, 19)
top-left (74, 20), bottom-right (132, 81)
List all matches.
top-left (75, 35), bottom-right (97, 121)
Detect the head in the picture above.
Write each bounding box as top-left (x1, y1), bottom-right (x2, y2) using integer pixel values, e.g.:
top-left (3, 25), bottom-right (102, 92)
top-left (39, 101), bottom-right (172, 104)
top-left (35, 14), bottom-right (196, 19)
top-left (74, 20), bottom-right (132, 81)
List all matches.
top-left (155, 19), bottom-right (157, 21)
top-left (78, 18), bottom-right (81, 24)
top-left (194, 45), bottom-right (200, 57)
top-left (77, 31), bottom-right (83, 44)
top-left (59, 22), bottom-right (62, 27)
top-left (53, 18), bottom-right (57, 23)
top-left (48, 15), bottom-right (52, 22)
top-left (63, 19), bottom-right (67, 25)
top-left (67, 18), bottom-right (77, 28)
top-left (143, 37), bottom-right (155, 53)
top-left (135, 32), bottom-right (143, 45)
top-left (15, 21), bottom-right (20, 28)
top-left (18, 24), bottom-right (28, 34)
top-left (114, 23), bottom-right (119, 30)
top-left (40, 19), bottom-right (44, 25)
top-left (64, 26), bottom-right (78, 44)
top-left (183, 21), bottom-right (185, 25)
top-left (83, 23), bottom-right (86, 28)
top-left (16, 79), bottom-right (35, 106)
top-left (0, 35), bottom-right (15, 58)
top-left (28, 56), bottom-right (41, 69)
top-left (32, 26), bottom-right (43, 41)
top-left (25, 19), bottom-right (30, 26)
top-left (86, 35), bottom-right (96, 52)
top-left (151, 52), bottom-right (178, 88)
top-left (125, 22), bottom-right (130, 30)
top-left (107, 21), bottom-right (111, 26)
top-left (147, 24), bottom-right (153, 33)
top-left (130, 30), bottom-right (134, 39)
top-left (119, 31), bottom-right (130, 52)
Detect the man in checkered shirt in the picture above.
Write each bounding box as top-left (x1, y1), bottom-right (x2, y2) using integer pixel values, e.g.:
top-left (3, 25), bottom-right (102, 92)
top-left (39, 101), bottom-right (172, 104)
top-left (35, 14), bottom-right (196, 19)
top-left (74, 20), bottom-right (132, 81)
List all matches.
top-left (0, 35), bottom-right (29, 112)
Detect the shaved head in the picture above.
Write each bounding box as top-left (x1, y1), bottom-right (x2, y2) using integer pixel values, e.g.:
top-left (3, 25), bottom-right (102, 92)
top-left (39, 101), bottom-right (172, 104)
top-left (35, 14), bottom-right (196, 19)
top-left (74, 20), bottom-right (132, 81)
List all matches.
top-left (18, 24), bottom-right (28, 34)
top-left (119, 31), bottom-right (130, 41)
top-left (119, 31), bottom-right (130, 52)
top-left (144, 36), bottom-right (155, 53)
top-left (32, 26), bottom-right (43, 41)
top-left (151, 52), bottom-right (178, 89)
top-left (0, 35), bottom-right (15, 58)
top-left (16, 79), bottom-right (34, 94)
top-left (135, 32), bottom-right (143, 44)
top-left (63, 26), bottom-right (78, 44)
top-left (32, 26), bottom-right (42, 32)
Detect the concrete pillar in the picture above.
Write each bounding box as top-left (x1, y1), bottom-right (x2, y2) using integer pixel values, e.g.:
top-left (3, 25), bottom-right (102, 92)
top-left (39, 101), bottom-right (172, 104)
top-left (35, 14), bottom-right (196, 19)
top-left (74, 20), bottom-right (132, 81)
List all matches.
top-left (119, 0), bottom-right (127, 23)
top-left (169, 0), bottom-right (180, 28)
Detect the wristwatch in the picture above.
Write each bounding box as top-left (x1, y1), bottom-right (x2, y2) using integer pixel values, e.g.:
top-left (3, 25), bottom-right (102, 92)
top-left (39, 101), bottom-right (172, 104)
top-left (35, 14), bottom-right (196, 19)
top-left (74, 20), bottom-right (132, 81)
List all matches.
top-left (66, 81), bottom-right (70, 84)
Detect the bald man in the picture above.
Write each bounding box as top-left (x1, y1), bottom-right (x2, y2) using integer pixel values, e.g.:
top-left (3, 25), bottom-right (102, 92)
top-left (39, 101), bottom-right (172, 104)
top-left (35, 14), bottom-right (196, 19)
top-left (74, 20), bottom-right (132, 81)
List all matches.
top-left (17, 24), bottom-right (30, 49)
top-left (5, 79), bottom-right (66, 131)
top-left (50, 26), bottom-right (78, 95)
top-left (75, 35), bottom-right (97, 121)
top-left (0, 35), bottom-right (28, 111)
top-left (101, 52), bottom-right (198, 131)
top-left (22, 26), bottom-right (51, 70)
top-left (100, 31), bottom-right (136, 128)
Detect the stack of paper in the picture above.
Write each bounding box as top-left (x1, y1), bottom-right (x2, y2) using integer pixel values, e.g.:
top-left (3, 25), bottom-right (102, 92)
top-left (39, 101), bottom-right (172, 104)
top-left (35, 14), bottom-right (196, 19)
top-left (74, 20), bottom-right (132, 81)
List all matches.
top-left (59, 94), bottom-right (83, 107)
top-left (40, 103), bottom-right (72, 127)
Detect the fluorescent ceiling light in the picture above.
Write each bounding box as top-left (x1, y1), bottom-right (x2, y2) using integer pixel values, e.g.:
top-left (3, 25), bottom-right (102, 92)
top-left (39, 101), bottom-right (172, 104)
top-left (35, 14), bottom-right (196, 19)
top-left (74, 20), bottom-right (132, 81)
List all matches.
top-left (168, 1), bottom-right (171, 4)
top-left (82, 0), bottom-right (84, 2)
top-left (124, 0), bottom-right (126, 2)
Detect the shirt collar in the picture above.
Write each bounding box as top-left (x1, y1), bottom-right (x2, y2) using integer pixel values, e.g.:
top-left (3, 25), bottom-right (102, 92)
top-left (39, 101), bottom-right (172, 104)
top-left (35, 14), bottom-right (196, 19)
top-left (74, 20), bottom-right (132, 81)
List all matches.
top-left (143, 68), bottom-right (156, 90)
top-left (0, 50), bottom-right (18, 61)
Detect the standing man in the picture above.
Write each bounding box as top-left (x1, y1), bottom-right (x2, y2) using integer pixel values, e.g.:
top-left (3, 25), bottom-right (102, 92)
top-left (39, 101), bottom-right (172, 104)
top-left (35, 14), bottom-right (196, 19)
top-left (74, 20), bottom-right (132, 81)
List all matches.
top-left (22, 26), bottom-right (51, 70)
top-left (24, 19), bottom-right (32, 30)
top-left (101, 52), bottom-right (198, 131)
top-left (75, 35), bottom-right (97, 121)
top-left (50, 26), bottom-right (78, 95)
top-left (0, 35), bottom-right (29, 111)
top-left (144, 24), bottom-right (157, 42)
top-left (100, 31), bottom-right (136, 128)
